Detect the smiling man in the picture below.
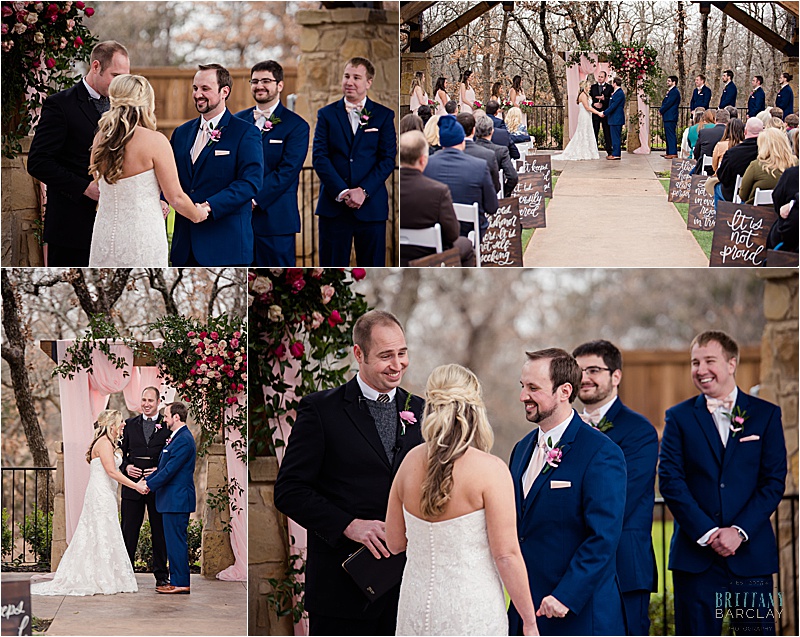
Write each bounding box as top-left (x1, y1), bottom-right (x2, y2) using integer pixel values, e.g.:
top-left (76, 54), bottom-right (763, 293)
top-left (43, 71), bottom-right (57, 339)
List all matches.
top-left (659, 331), bottom-right (787, 636)
top-left (274, 310), bottom-right (424, 635)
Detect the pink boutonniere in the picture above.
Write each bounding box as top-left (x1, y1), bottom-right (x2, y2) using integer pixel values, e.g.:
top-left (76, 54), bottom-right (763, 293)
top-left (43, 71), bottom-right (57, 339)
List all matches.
top-left (726, 406), bottom-right (749, 438)
top-left (262, 114), bottom-right (281, 134)
top-left (357, 107), bottom-right (371, 128)
top-left (154, 422), bottom-right (162, 431)
top-left (541, 438), bottom-right (565, 474)
top-left (399, 393), bottom-right (417, 436)
top-left (206, 124), bottom-right (223, 147)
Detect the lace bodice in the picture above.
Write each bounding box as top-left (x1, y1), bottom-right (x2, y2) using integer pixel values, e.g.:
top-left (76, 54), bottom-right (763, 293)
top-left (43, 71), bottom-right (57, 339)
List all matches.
top-left (89, 168), bottom-right (169, 267)
top-left (396, 508), bottom-right (507, 635)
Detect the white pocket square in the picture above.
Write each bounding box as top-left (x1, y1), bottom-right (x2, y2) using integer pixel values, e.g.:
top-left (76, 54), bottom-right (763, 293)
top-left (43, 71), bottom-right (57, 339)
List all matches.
top-left (214, 150), bottom-right (230, 156)
top-left (364, 128), bottom-right (379, 132)
top-left (551, 480), bottom-right (571, 489)
top-left (269, 139), bottom-right (283, 144)
top-left (739, 435), bottom-right (760, 442)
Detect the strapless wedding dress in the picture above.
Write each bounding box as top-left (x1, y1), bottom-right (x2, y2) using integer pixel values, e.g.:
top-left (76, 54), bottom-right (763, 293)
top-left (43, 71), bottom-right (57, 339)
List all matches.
top-left (396, 508), bottom-right (508, 636)
top-left (89, 168), bottom-right (169, 267)
top-left (553, 102), bottom-right (600, 161)
top-left (31, 456), bottom-right (137, 596)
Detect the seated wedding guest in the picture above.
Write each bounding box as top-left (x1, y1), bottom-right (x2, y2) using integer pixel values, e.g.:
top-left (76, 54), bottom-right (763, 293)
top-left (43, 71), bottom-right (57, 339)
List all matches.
top-left (766, 165), bottom-right (798, 252)
top-left (416, 104), bottom-right (433, 126)
top-left (686, 108), bottom-right (707, 158)
top-left (485, 100), bottom-right (520, 159)
top-left (399, 132), bottom-right (475, 267)
top-left (770, 107), bottom-right (784, 120)
top-left (712, 117), bottom-right (745, 173)
top-left (765, 116), bottom-right (786, 132)
top-left (424, 115), bottom-right (498, 238)
top-left (739, 127), bottom-right (797, 204)
top-left (475, 115), bottom-right (519, 196)
top-left (756, 108), bottom-right (773, 127)
top-left (458, 113), bottom-right (501, 193)
top-left (423, 114), bottom-right (442, 155)
top-left (692, 108), bottom-right (729, 175)
top-left (400, 113), bottom-right (424, 134)
top-left (725, 105), bottom-right (739, 119)
top-left (660, 331), bottom-right (786, 637)
top-left (776, 72), bottom-right (794, 116)
top-left (785, 113), bottom-right (799, 131)
top-left (714, 117), bottom-right (763, 205)
top-left (445, 100), bottom-right (459, 115)
top-left (505, 107), bottom-right (532, 143)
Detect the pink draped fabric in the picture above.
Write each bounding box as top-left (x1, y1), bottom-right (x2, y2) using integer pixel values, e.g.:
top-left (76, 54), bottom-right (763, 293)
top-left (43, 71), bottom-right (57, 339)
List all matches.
top-left (216, 395), bottom-right (248, 582)
top-left (54, 339), bottom-right (170, 543)
top-left (633, 87), bottom-right (651, 154)
top-left (565, 53), bottom-right (610, 139)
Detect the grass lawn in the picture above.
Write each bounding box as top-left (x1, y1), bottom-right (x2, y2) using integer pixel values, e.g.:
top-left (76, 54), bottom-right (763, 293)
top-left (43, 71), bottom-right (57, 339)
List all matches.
top-left (658, 178), bottom-right (713, 259)
top-left (521, 173), bottom-right (560, 253)
top-left (652, 519), bottom-right (675, 595)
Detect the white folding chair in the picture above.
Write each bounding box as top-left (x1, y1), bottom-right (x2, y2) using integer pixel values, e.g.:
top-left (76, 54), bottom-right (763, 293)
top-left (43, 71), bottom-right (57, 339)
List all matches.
top-left (701, 155), bottom-right (714, 174)
top-left (453, 202), bottom-right (481, 267)
top-left (497, 169), bottom-right (504, 199)
top-left (732, 174), bottom-right (743, 204)
top-left (399, 223), bottom-right (443, 253)
top-left (753, 188), bottom-right (774, 206)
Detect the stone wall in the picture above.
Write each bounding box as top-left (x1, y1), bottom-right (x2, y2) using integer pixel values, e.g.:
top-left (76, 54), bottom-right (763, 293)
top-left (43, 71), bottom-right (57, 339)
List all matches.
top-left (201, 443), bottom-right (235, 577)
top-left (757, 269), bottom-right (798, 637)
top-left (1, 138), bottom-right (44, 266)
top-left (400, 52), bottom-right (431, 114)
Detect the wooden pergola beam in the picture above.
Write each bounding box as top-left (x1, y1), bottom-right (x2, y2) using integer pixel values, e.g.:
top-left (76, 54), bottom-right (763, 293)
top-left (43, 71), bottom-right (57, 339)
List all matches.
top-left (774, 1), bottom-right (799, 18)
top-left (697, 2), bottom-right (798, 57)
top-left (401, 1), bottom-right (437, 24)
top-left (411, 1), bottom-right (504, 53)
top-left (40, 340), bottom-right (157, 366)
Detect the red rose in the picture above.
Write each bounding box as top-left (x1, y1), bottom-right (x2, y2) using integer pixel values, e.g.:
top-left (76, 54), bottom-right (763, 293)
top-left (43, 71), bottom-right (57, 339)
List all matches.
top-left (352, 268), bottom-right (366, 281)
top-left (45, 57), bottom-right (55, 68)
top-left (274, 343), bottom-right (286, 358)
top-left (84, 6), bottom-right (94, 16)
top-left (291, 277), bottom-right (306, 294)
top-left (289, 341), bottom-right (305, 358)
top-left (73, 35), bottom-right (83, 47)
top-left (75, 1), bottom-right (85, 8)
top-left (327, 310), bottom-right (343, 327)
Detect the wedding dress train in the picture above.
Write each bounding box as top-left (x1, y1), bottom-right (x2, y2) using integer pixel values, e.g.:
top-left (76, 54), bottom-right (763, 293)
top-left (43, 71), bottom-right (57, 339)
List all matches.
top-left (396, 508), bottom-right (507, 636)
top-left (89, 168), bottom-right (169, 267)
top-left (31, 456), bottom-right (138, 596)
top-left (553, 101), bottom-right (601, 161)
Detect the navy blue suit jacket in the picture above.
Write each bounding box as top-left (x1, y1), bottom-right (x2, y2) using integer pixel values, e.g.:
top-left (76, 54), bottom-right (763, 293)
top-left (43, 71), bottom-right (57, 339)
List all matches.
top-left (690, 86), bottom-right (712, 111)
top-left (234, 102), bottom-right (309, 236)
top-left (170, 109), bottom-right (263, 265)
top-left (776, 85), bottom-right (794, 116)
top-left (602, 399), bottom-right (658, 594)
top-left (659, 88), bottom-right (681, 122)
top-left (606, 89), bottom-right (626, 126)
top-left (146, 426), bottom-right (197, 514)
top-left (719, 81), bottom-right (737, 108)
top-left (748, 87), bottom-right (766, 117)
top-left (488, 114), bottom-right (520, 159)
top-left (312, 97), bottom-right (396, 222)
top-left (508, 413), bottom-right (626, 636)
top-left (659, 389), bottom-right (786, 576)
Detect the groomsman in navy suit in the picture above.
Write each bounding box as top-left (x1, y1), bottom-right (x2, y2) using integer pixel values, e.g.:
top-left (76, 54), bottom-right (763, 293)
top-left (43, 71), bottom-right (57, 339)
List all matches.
top-left (573, 341), bottom-right (658, 636)
top-left (235, 60), bottom-right (309, 266)
top-left (312, 57), bottom-right (397, 266)
top-left (605, 78), bottom-right (626, 160)
top-left (146, 402), bottom-right (197, 595)
top-left (509, 348), bottom-right (626, 636)
top-left (719, 70), bottom-right (738, 108)
top-left (776, 72), bottom-right (794, 116)
top-left (748, 75), bottom-right (767, 117)
top-left (659, 76), bottom-right (681, 158)
top-left (170, 64), bottom-right (263, 266)
top-left (690, 74), bottom-right (712, 112)
top-left (659, 331), bottom-right (786, 635)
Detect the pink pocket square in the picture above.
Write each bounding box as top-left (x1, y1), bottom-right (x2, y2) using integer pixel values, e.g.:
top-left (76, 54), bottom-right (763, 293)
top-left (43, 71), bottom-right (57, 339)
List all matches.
top-left (739, 434), bottom-right (760, 442)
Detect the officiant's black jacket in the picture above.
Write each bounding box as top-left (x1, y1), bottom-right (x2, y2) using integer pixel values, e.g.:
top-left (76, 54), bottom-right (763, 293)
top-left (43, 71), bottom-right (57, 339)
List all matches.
top-left (274, 377), bottom-right (424, 620)
top-left (27, 81), bottom-right (100, 255)
top-left (590, 82), bottom-right (613, 112)
top-left (120, 413), bottom-right (171, 501)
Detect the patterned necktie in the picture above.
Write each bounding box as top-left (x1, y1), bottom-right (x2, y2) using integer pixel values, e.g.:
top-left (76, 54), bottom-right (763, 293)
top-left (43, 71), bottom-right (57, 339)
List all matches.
top-left (376, 393), bottom-right (390, 404)
top-left (523, 437), bottom-right (548, 497)
top-left (92, 96), bottom-right (110, 114)
top-left (191, 121), bottom-right (210, 164)
top-left (143, 418), bottom-right (155, 444)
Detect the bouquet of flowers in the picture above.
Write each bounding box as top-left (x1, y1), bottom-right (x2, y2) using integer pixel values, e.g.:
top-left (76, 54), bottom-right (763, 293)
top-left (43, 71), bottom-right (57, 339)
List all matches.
top-left (518, 100), bottom-right (536, 115)
top-left (427, 98), bottom-right (439, 110)
top-left (607, 41), bottom-right (661, 102)
top-left (472, 100), bottom-right (483, 110)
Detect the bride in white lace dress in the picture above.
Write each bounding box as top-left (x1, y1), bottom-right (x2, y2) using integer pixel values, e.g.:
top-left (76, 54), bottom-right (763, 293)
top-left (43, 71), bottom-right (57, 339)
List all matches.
top-left (88, 74), bottom-right (207, 267)
top-left (552, 80), bottom-right (605, 161)
top-left (31, 410), bottom-right (149, 596)
top-left (387, 364), bottom-right (539, 636)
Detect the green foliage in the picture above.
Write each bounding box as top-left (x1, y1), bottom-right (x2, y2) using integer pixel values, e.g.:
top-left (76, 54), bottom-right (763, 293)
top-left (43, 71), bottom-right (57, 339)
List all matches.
top-left (2, 508), bottom-right (12, 558)
top-left (206, 477), bottom-right (244, 534)
top-left (266, 550), bottom-right (306, 625)
top-left (18, 508), bottom-right (52, 566)
top-left (135, 518), bottom-right (203, 568)
top-left (52, 314), bottom-right (132, 381)
top-left (606, 41), bottom-right (662, 106)
top-left (187, 519), bottom-right (202, 566)
top-left (551, 123), bottom-right (563, 149)
top-left (649, 590), bottom-right (675, 636)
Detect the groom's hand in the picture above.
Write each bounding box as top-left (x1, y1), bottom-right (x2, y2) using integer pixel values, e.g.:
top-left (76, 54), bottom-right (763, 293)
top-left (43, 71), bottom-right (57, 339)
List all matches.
top-left (126, 465), bottom-right (143, 479)
top-left (536, 595), bottom-right (569, 619)
top-left (344, 519), bottom-right (390, 559)
top-left (161, 201), bottom-right (170, 219)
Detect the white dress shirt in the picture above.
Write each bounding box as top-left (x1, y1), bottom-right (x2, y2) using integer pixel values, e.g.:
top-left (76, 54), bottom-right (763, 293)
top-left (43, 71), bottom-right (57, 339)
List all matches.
top-left (253, 102), bottom-right (278, 130)
top-left (193, 109), bottom-right (226, 154)
top-left (356, 373), bottom-right (396, 403)
top-left (521, 411), bottom-right (575, 490)
top-left (583, 395), bottom-right (617, 423)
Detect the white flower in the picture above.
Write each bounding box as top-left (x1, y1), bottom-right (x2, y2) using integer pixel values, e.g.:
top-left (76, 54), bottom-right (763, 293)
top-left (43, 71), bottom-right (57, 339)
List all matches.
top-left (268, 305), bottom-right (283, 322)
top-left (25, 12), bottom-right (38, 24)
top-left (251, 276), bottom-right (273, 295)
top-left (33, 31), bottom-right (44, 43)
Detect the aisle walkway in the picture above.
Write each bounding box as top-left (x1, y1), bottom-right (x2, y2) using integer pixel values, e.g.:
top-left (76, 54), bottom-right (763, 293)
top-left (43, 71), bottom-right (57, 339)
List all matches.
top-left (4, 573), bottom-right (246, 635)
top-left (523, 153), bottom-right (708, 266)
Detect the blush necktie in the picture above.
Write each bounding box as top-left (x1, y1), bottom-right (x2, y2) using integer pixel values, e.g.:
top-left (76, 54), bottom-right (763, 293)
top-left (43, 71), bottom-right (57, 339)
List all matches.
top-left (191, 121), bottom-right (210, 164)
top-left (523, 437), bottom-right (548, 497)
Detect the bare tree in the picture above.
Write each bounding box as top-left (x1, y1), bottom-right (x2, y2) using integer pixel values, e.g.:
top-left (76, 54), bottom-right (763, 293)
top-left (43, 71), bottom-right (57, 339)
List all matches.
top-left (676, 2), bottom-right (687, 93)
top-left (712, 13), bottom-right (729, 98)
top-left (512, 2), bottom-right (564, 106)
top-left (696, 9), bottom-right (710, 75)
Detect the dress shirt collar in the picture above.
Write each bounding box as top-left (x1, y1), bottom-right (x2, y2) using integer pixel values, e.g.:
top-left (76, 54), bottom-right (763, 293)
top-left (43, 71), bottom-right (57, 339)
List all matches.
top-left (344, 97), bottom-right (366, 112)
top-left (356, 373), bottom-right (397, 403)
top-left (583, 395), bottom-right (617, 421)
top-left (254, 102), bottom-right (278, 119)
top-left (706, 387), bottom-right (738, 411)
top-left (83, 78), bottom-right (101, 100)
top-left (536, 411), bottom-right (575, 449)
top-left (200, 109), bottom-right (226, 131)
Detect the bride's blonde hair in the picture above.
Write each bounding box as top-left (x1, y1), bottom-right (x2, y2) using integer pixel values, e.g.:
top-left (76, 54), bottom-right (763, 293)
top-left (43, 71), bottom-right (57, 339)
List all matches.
top-left (577, 80), bottom-right (590, 104)
top-left (420, 364), bottom-right (494, 518)
top-left (89, 74), bottom-right (157, 185)
top-left (85, 409), bottom-right (122, 463)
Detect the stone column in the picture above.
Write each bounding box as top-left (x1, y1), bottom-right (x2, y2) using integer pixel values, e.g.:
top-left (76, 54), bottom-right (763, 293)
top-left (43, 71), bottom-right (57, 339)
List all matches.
top-left (1, 137), bottom-right (44, 266)
top-left (201, 443), bottom-right (235, 577)
top-left (626, 89), bottom-right (641, 153)
top-left (401, 52), bottom-right (431, 114)
top-left (50, 443), bottom-right (66, 570)
top-left (757, 269), bottom-right (798, 637)
top-left (249, 457), bottom-right (293, 636)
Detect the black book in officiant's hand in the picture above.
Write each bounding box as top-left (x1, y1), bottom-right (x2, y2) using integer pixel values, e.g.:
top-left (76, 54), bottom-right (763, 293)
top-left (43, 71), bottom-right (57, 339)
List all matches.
top-left (341, 546), bottom-right (406, 602)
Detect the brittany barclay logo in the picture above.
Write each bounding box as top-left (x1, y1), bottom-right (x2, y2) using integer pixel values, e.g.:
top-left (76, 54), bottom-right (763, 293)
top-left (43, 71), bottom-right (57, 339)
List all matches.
top-left (715, 587), bottom-right (783, 620)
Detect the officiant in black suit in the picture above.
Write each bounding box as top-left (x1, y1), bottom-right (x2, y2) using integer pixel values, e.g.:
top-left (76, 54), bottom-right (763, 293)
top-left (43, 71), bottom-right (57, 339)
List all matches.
top-left (27, 40), bottom-right (130, 267)
top-left (590, 71), bottom-right (613, 155)
top-left (274, 310), bottom-right (424, 636)
top-left (119, 386), bottom-right (171, 588)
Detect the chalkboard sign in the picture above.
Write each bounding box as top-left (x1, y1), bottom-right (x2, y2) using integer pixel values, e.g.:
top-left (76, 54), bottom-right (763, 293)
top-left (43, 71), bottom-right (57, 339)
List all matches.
top-left (1, 580), bottom-right (32, 636)
top-left (687, 175), bottom-right (716, 230)
top-left (525, 154), bottom-right (553, 198)
top-left (479, 197), bottom-right (523, 267)
top-left (513, 173), bottom-right (547, 229)
top-left (408, 247), bottom-right (462, 267)
top-left (766, 250), bottom-right (799, 267)
top-left (668, 159), bottom-right (697, 203)
top-left (710, 201), bottom-right (771, 267)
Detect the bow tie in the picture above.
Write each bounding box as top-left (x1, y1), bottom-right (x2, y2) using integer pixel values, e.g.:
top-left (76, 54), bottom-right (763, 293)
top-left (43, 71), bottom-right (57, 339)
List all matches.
top-left (345, 102), bottom-right (363, 113)
top-left (253, 108), bottom-right (268, 121)
top-left (580, 411), bottom-right (602, 426)
top-left (706, 396), bottom-right (734, 413)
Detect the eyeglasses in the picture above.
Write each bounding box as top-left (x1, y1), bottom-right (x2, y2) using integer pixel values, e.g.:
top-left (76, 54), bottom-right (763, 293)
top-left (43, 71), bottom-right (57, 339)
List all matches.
top-left (249, 78), bottom-right (277, 86)
top-left (581, 366), bottom-right (611, 377)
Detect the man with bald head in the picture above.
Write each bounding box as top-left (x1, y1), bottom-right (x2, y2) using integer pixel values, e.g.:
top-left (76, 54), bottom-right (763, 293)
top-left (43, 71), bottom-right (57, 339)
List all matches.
top-left (715, 117), bottom-right (764, 205)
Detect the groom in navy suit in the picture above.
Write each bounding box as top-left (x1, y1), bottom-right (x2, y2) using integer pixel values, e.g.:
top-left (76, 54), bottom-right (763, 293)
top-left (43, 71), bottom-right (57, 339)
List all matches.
top-left (659, 331), bottom-right (786, 635)
top-left (146, 402), bottom-right (197, 595)
top-left (312, 57), bottom-right (397, 267)
top-left (573, 341), bottom-right (658, 636)
top-left (170, 64), bottom-right (263, 266)
top-left (605, 78), bottom-right (626, 160)
top-left (235, 60), bottom-right (309, 266)
top-left (509, 348), bottom-right (626, 636)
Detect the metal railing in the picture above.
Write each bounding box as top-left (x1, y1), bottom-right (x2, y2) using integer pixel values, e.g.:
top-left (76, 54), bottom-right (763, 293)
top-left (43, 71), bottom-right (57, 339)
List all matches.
top-left (524, 105), bottom-right (565, 150)
top-left (1, 467), bottom-right (55, 569)
top-left (649, 106), bottom-right (697, 150)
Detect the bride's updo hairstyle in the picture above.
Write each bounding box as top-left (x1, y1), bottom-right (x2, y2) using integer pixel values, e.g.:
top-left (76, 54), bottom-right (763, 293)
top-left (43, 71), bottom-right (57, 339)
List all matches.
top-left (85, 409), bottom-right (122, 463)
top-left (89, 74), bottom-right (157, 185)
top-left (420, 364), bottom-right (494, 518)
top-left (577, 80), bottom-right (590, 103)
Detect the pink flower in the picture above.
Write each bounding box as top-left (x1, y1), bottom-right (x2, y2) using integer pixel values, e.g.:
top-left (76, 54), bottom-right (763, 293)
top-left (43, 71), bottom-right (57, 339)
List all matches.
top-left (230, 338), bottom-right (239, 348)
top-left (188, 331), bottom-right (196, 337)
top-left (399, 411), bottom-right (417, 424)
top-left (733, 416), bottom-right (745, 424)
top-left (45, 57), bottom-right (55, 68)
top-left (73, 35), bottom-right (83, 47)
top-left (310, 311), bottom-right (324, 329)
top-left (327, 310), bottom-right (343, 327)
top-left (289, 341), bottom-right (305, 358)
top-left (351, 268), bottom-right (366, 281)
top-left (1, 6), bottom-right (12, 17)
top-left (320, 284), bottom-right (335, 305)
top-left (84, 6), bottom-right (93, 16)
top-left (310, 268), bottom-right (324, 279)
top-left (291, 277), bottom-right (305, 294)
top-left (75, 1), bottom-right (84, 8)
top-left (263, 120), bottom-right (273, 131)
top-left (545, 447), bottom-right (563, 468)
top-left (233, 331), bottom-right (241, 339)
top-left (210, 331), bottom-right (219, 340)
